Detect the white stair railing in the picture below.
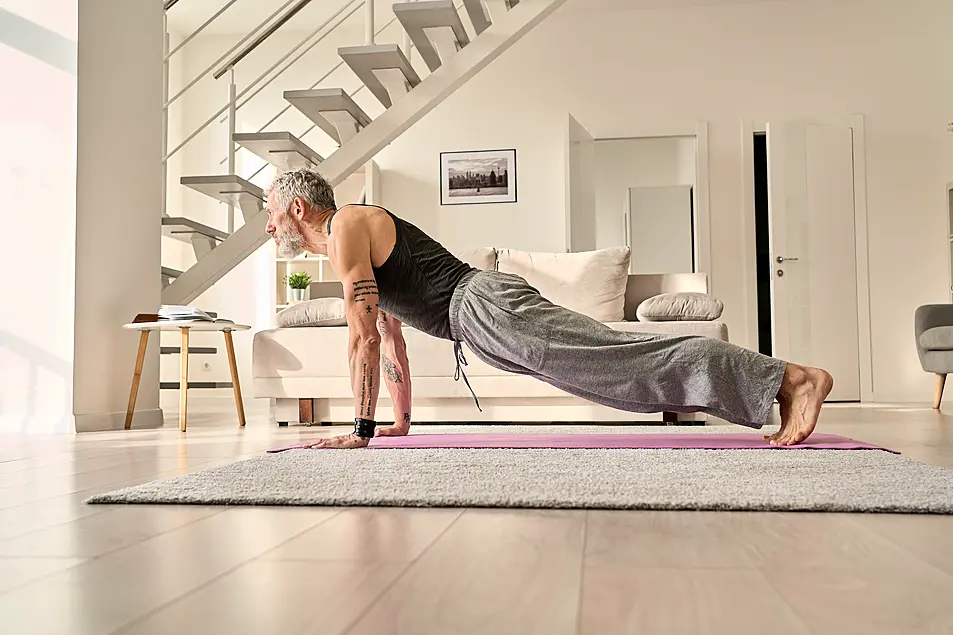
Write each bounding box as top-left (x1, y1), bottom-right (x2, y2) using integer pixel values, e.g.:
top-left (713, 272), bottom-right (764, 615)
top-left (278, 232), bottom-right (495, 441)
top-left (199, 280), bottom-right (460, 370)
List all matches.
top-left (161, 0), bottom-right (569, 304)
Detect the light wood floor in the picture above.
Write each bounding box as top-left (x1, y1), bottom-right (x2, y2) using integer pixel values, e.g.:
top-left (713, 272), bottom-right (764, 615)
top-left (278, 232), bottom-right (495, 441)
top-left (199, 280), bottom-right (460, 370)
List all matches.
top-left (1, 402), bottom-right (953, 635)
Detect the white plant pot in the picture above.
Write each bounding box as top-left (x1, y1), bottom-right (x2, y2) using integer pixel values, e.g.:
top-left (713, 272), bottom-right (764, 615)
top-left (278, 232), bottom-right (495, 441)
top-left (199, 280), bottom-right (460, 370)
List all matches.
top-left (291, 288), bottom-right (308, 302)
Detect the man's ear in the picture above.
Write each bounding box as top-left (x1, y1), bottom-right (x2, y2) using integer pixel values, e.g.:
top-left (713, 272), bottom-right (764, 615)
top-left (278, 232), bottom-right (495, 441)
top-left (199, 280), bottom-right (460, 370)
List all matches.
top-left (292, 196), bottom-right (308, 219)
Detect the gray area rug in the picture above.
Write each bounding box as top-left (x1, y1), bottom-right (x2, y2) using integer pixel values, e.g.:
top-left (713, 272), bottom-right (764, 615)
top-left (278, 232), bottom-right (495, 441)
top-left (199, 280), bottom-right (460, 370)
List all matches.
top-left (88, 428), bottom-right (953, 513)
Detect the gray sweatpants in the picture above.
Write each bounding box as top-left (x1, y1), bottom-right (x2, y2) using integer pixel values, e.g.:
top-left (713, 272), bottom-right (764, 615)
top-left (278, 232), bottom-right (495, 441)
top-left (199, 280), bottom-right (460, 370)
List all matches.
top-left (448, 270), bottom-right (786, 428)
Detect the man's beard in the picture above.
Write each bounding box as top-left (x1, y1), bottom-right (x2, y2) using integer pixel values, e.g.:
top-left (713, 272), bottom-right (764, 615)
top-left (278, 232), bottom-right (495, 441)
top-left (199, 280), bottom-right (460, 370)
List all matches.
top-left (275, 221), bottom-right (306, 259)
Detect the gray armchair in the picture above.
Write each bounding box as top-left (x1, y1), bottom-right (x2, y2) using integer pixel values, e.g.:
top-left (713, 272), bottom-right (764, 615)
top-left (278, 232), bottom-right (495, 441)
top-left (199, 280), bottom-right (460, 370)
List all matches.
top-left (915, 304), bottom-right (953, 408)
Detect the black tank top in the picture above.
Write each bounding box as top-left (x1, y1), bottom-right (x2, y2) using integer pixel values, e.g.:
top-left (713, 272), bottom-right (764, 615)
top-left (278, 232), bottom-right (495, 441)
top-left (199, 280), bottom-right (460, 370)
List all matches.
top-left (333, 208), bottom-right (475, 340)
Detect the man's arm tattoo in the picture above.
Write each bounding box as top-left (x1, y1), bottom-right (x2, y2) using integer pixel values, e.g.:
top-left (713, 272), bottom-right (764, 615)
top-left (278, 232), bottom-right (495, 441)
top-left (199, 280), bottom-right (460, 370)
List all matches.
top-left (381, 354), bottom-right (402, 384)
top-left (403, 413), bottom-right (410, 425)
top-left (366, 368), bottom-right (373, 417)
top-left (352, 280), bottom-right (378, 312)
top-left (359, 363), bottom-right (367, 417)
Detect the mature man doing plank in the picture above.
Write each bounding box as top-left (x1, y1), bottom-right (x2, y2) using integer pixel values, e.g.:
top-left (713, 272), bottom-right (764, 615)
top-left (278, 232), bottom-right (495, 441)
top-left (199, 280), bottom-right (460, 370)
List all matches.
top-left (264, 168), bottom-right (833, 449)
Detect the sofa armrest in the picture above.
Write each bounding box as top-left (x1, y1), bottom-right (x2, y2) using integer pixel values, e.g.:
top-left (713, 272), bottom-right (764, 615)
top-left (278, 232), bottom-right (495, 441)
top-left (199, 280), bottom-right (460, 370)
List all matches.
top-left (915, 305), bottom-right (953, 337)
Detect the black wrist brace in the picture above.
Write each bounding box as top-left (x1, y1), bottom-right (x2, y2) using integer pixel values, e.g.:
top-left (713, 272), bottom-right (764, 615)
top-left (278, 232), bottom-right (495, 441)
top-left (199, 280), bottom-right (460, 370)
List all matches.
top-left (353, 417), bottom-right (376, 439)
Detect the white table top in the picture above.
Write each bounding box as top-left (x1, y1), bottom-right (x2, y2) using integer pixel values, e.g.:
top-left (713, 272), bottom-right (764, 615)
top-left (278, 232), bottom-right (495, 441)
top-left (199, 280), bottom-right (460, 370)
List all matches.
top-left (123, 321), bottom-right (251, 332)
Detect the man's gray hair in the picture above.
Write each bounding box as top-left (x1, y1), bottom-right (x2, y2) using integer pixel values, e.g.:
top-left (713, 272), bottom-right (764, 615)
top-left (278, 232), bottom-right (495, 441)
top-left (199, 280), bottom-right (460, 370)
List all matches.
top-left (265, 168), bottom-right (336, 213)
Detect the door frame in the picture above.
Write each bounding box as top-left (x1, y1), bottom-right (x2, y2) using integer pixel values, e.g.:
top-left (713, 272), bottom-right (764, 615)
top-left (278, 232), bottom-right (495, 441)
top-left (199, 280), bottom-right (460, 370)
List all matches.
top-left (577, 118), bottom-right (712, 277)
top-left (565, 114), bottom-right (597, 252)
top-left (740, 114), bottom-right (873, 402)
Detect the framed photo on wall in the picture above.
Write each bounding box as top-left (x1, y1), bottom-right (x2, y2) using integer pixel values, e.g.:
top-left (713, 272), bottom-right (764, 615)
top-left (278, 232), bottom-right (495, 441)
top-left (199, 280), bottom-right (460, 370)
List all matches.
top-left (440, 148), bottom-right (517, 205)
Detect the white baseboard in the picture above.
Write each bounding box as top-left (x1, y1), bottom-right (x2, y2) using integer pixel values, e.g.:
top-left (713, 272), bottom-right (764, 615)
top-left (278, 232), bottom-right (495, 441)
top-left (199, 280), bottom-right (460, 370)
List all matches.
top-left (74, 408), bottom-right (165, 432)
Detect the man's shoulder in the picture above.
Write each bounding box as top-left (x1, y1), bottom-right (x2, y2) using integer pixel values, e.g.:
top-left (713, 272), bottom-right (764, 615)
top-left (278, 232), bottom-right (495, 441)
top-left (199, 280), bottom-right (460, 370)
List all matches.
top-left (334, 204), bottom-right (391, 227)
top-left (328, 205), bottom-right (392, 247)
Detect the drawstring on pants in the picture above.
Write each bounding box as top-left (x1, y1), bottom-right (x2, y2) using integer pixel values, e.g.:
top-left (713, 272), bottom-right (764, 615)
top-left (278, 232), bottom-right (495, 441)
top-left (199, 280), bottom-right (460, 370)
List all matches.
top-left (453, 341), bottom-right (482, 412)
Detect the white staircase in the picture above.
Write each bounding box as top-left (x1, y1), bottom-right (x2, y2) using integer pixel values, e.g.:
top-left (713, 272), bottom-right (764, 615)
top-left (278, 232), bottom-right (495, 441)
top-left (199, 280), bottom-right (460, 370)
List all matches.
top-left (163, 0), bottom-right (567, 306)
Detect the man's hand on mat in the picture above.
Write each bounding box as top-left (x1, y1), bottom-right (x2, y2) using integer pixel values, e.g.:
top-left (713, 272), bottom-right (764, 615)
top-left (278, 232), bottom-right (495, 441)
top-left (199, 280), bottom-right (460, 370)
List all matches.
top-left (300, 434), bottom-right (369, 449)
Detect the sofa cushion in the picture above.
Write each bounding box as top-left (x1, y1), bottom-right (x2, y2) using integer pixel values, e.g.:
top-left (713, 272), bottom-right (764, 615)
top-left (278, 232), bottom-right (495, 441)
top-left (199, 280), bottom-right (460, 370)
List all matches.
top-left (605, 320), bottom-right (729, 342)
top-left (496, 247), bottom-right (630, 322)
top-left (919, 326), bottom-right (953, 351)
top-left (276, 298), bottom-right (347, 328)
top-left (456, 247), bottom-right (497, 271)
top-left (254, 325), bottom-right (458, 379)
top-left (636, 292), bottom-right (724, 322)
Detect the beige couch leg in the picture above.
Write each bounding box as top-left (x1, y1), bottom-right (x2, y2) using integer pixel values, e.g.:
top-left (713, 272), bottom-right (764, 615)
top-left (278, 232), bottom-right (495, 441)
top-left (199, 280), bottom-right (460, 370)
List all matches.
top-left (313, 398), bottom-right (331, 425)
top-left (935, 374), bottom-right (947, 409)
top-left (275, 398), bottom-right (299, 427)
top-left (298, 398), bottom-right (314, 424)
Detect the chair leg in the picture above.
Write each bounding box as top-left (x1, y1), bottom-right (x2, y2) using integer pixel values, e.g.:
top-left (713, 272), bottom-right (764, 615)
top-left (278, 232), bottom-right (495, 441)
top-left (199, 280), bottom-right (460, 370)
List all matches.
top-left (934, 374), bottom-right (947, 409)
top-left (224, 330), bottom-right (246, 427)
top-left (124, 331), bottom-right (150, 430)
top-left (180, 327), bottom-right (189, 432)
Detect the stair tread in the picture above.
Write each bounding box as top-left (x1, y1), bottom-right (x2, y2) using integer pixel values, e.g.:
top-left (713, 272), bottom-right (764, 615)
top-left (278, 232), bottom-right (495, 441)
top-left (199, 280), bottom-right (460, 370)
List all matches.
top-left (181, 174), bottom-right (265, 208)
top-left (161, 217), bottom-right (230, 242)
top-left (462, 0), bottom-right (492, 34)
top-left (284, 88), bottom-right (372, 145)
top-left (339, 44), bottom-right (421, 108)
top-left (395, 1), bottom-right (469, 72)
top-left (394, 1), bottom-right (469, 39)
top-left (233, 131), bottom-right (323, 171)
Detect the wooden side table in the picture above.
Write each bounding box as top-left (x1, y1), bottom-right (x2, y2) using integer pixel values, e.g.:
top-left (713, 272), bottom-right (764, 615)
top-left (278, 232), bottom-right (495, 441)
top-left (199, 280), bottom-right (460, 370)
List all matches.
top-left (122, 321), bottom-right (251, 432)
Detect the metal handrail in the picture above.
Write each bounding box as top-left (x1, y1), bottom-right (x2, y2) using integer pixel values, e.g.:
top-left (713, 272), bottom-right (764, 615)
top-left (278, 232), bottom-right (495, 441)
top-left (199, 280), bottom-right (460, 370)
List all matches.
top-left (166, 0), bottom-right (358, 165)
top-left (166, 0), bottom-right (241, 61)
top-left (164, 0), bottom-right (297, 109)
top-left (213, 0), bottom-right (314, 80)
top-left (218, 0), bottom-right (363, 124)
top-left (232, 10), bottom-right (406, 152)
top-left (215, 3), bottom-right (407, 165)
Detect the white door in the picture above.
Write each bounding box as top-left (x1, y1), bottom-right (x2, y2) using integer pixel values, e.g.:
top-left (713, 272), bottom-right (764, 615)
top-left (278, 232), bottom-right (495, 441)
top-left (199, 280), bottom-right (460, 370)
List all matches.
top-left (566, 114), bottom-right (596, 252)
top-left (766, 121), bottom-right (860, 401)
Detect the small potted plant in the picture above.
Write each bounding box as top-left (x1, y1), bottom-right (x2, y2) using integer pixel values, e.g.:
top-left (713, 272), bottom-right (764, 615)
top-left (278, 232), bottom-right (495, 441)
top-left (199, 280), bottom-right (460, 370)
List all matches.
top-left (286, 271), bottom-right (312, 302)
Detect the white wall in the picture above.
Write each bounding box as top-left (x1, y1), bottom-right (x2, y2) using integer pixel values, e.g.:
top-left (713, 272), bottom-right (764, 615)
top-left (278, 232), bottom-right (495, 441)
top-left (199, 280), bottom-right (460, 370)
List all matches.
top-left (0, 1), bottom-right (77, 433)
top-left (371, 0), bottom-right (953, 403)
top-left (593, 136), bottom-right (696, 249)
top-left (162, 0), bottom-right (953, 404)
top-left (73, 0), bottom-right (164, 431)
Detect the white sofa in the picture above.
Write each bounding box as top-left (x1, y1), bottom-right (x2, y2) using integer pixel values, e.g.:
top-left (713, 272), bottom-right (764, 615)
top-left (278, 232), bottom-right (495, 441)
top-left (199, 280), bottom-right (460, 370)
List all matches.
top-left (253, 248), bottom-right (728, 426)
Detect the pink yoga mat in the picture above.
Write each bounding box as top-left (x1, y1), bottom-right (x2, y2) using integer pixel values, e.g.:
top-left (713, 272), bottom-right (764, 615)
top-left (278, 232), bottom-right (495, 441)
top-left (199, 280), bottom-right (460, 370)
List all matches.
top-left (268, 433), bottom-right (897, 453)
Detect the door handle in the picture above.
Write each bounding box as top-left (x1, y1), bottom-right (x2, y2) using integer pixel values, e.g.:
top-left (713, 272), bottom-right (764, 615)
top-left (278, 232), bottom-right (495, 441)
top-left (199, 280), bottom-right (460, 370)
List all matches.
top-left (775, 256), bottom-right (799, 263)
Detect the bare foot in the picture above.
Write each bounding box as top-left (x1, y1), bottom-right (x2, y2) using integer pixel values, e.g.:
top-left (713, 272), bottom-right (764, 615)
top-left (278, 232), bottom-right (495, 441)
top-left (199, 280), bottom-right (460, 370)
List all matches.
top-left (375, 424), bottom-right (410, 438)
top-left (765, 364), bottom-right (834, 446)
